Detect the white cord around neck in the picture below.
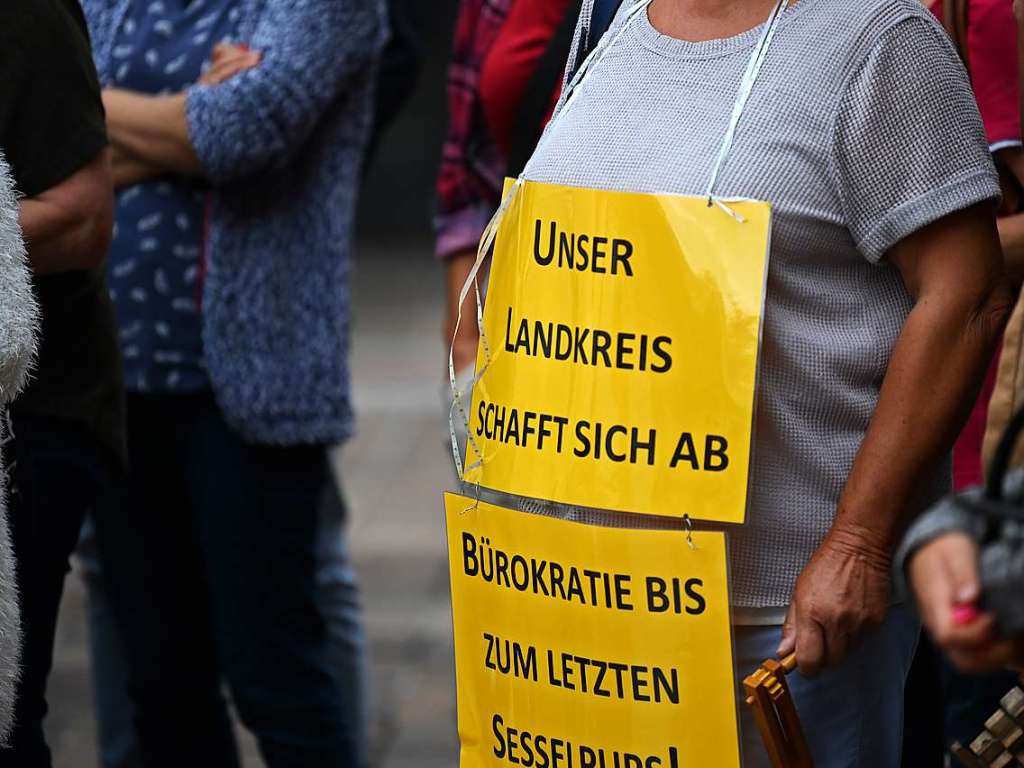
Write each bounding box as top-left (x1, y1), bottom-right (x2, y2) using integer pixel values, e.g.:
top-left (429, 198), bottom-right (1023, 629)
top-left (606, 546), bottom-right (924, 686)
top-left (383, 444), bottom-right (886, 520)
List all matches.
top-left (447, 0), bottom-right (788, 479)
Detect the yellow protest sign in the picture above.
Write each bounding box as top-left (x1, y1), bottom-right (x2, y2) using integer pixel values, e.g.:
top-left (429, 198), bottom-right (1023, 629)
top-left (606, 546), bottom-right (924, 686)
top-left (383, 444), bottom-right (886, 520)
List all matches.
top-left (444, 492), bottom-right (740, 768)
top-left (464, 180), bottom-right (770, 523)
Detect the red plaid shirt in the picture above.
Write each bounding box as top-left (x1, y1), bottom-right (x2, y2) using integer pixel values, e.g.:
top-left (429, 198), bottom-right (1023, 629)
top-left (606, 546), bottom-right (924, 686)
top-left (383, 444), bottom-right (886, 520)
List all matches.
top-left (435, 0), bottom-right (513, 259)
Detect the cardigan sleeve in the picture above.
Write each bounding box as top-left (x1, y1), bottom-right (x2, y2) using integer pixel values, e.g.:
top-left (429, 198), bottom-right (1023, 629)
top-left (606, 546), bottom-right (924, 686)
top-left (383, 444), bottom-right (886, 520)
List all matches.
top-left (185, 0), bottom-right (386, 183)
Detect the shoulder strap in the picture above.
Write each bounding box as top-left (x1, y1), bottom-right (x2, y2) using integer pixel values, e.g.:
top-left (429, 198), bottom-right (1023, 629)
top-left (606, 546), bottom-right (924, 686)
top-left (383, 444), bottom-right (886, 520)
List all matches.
top-left (589, 0), bottom-right (627, 51)
top-left (569, 0), bottom-right (625, 78)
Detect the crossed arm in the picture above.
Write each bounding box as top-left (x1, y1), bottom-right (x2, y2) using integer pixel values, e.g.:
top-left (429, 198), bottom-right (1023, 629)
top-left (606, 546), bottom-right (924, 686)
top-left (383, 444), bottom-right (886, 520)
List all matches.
top-left (104, 91), bottom-right (200, 186)
top-left (104, 0), bottom-right (382, 190)
top-left (13, 45), bottom-right (244, 274)
top-left (19, 148), bottom-right (114, 275)
top-left (898, 0), bottom-right (1024, 675)
top-left (103, 45), bottom-right (261, 188)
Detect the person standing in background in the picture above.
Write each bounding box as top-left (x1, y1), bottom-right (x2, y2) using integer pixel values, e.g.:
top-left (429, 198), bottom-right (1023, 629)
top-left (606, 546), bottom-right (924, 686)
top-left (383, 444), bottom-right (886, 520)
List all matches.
top-left (0, 155), bottom-right (40, 751)
top-left (78, 1), bottom-right (386, 766)
top-left (0, 1), bottom-right (123, 765)
top-left (79, 1), bottom-right (429, 763)
top-left (438, 0), bottom-right (579, 415)
top-left (901, 2), bottom-right (1024, 764)
top-left (488, 0), bottom-right (1009, 762)
top-left (944, 0), bottom-right (1024, 489)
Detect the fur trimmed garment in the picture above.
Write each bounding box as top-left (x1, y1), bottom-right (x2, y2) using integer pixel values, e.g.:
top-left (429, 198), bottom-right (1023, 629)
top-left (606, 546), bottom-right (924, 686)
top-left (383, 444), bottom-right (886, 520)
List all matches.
top-left (0, 155), bottom-right (40, 741)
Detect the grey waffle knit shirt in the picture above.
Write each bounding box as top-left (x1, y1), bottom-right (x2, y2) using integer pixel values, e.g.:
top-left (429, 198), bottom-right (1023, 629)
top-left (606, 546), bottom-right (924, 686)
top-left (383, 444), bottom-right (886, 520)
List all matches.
top-left (522, 0), bottom-right (1000, 607)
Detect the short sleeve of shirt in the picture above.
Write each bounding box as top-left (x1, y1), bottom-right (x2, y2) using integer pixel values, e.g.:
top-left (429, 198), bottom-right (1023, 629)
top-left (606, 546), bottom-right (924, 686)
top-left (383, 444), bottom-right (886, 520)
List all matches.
top-left (0, 0), bottom-right (108, 199)
top-left (832, 13), bottom-right (1000, 263)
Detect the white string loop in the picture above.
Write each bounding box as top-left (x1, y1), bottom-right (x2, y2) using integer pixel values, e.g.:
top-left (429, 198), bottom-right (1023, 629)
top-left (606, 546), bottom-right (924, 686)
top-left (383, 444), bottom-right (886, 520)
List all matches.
top-left (448, 0), bottom-right (786, 479)
top-left (705, 0), bottom-right (787, 202)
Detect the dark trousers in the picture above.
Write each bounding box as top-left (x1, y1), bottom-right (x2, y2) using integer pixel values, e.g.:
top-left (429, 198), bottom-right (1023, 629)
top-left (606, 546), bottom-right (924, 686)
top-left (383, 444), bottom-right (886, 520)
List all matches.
top-left (93, 392), bottom-right (354, 768)
top-left (0, 413), bottom-right (113, 768)
top-left (902, 634), bottom-right (945, 768)
top-left (902, 633), bottom-right (1022, 767)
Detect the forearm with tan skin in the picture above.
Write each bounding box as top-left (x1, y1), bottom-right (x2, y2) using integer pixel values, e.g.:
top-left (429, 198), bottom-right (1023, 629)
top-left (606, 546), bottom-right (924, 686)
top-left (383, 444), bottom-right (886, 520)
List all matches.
top-left (778, 203), bottom-right (1013, 677)
top-left (108, 145), bottom-right (161, 189)
top-left (103, 44), bottom-right (261, 189)
top-left (103, 89), bottom-right (201, 180)
top-left (899, 0), bottom-right (1024, 676)
top-left (446, 248), bottom-right (482, 370)
top-left (19, 148), bottom-right (114, 275)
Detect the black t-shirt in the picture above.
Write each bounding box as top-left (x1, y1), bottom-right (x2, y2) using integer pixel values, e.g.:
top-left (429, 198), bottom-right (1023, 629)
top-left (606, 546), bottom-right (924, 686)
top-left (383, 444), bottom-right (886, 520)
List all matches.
top-left (0, 0), bottom-right (124, 462)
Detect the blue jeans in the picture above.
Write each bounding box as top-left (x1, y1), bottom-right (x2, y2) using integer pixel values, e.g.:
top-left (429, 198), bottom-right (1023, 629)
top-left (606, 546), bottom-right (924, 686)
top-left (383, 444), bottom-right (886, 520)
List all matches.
top-left (86, 392), bottom-right (368, 768)
top-left (735, 605), bottom-right (920, 768)
top-left (78, 479), bottom-right (369, 768)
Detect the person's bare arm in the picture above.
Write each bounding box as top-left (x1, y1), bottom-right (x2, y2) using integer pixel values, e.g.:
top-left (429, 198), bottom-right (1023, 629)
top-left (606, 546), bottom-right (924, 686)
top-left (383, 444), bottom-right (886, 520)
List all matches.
top-left (102, 89), bottom-right (202, 178)
top-left (446, 249), bottom-right (481, 371)
top-left (779, 202), bottom-right (1013, 676)
top-left (18, 148), bottom-right (114, 275)
top-left (102, 46), bottom-right (261, 182)
top-left (999, 214), bottom-right (1024, 279)
top-left (109, 145), bottom-right (161, 189)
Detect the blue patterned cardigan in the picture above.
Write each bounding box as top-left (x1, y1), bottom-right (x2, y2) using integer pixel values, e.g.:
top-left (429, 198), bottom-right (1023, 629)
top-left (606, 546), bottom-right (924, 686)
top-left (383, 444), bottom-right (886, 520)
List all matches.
top-left (82, 0), bottom-right (387, 445)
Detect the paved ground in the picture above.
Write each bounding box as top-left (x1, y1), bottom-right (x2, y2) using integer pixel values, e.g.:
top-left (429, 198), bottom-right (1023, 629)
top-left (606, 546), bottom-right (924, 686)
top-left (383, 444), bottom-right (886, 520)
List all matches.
top-left (45, 243), bottom-right (460, 767)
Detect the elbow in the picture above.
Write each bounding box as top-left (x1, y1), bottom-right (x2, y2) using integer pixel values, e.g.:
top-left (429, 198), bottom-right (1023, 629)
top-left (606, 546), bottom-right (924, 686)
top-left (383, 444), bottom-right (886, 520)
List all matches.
top-left (87, 148), bottom-right (116, 266)
top-left (969, 272), bottom-right (1015, 346)
top-left (84, 157), bottom-right (115, 265)
top-left (28, 149), bottom-right (115, 273)
top-left (70, 150), bottom-right (115, 269)
top-left (66, 180), bottom-right (114, 271)
top-left (80, 199), bottom-right (114, 270)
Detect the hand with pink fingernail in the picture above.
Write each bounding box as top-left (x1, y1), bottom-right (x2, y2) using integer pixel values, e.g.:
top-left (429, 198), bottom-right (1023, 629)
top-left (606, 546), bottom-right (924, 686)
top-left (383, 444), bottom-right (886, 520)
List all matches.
top-left (952, 602), bottom-right (979, 626)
